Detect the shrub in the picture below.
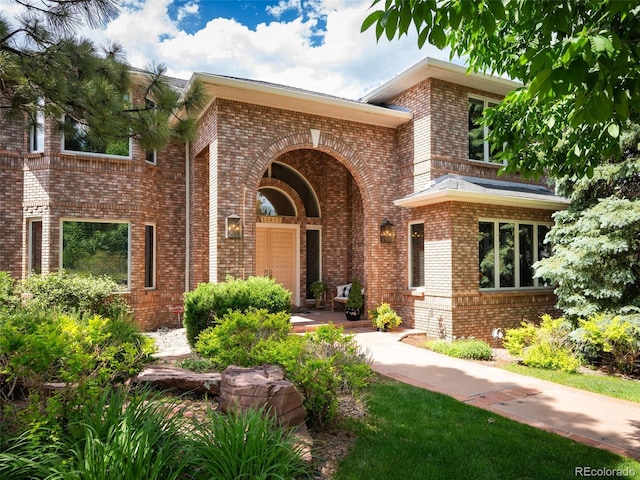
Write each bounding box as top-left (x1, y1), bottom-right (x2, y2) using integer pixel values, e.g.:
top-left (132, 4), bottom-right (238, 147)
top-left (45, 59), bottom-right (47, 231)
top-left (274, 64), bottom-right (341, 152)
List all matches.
top-left (369, 303), bottom-right (402, 330)
top-left (504, 315), bottom-right (580, 373)
top-left (573, 314), bottom-right (640, 376)
top-left (0, 309), bottom-right (154, 399)
top-left (257, 325), bottom-right (372, 427)
top-left (0, 272), bottom-right (19, 310)
top-left (425, 338), bottom-right (493, 361)
top-left (194, 309), bottom-right (291, 367)
top-left (18, 271), bottom-right (129, 318)
top-left (183, 276), bottom-right (291, 347)
top-left (189, 407), bottom-right (309, 480)
top-left (195, 316), bottom-right (372, 427)
top-left (177, 356), bottom-right (218, 373)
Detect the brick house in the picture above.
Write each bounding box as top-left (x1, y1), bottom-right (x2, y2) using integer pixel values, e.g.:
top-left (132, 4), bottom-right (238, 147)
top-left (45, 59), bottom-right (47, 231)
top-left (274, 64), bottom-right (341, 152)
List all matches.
top-left (0, 57), bottom-right (567, 338)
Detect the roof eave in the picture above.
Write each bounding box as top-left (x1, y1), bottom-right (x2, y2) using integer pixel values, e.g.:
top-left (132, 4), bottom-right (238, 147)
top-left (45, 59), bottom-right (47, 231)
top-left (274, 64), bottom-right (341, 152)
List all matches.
top-left (189, 72), bottom-right (413, 128)
top-left (394, 189), bottom-right (569, 211)
top-left (363, 57), bottom-right (522, 104)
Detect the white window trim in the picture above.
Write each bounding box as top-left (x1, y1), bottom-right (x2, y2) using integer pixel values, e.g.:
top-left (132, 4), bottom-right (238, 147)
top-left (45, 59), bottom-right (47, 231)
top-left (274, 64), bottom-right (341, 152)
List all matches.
top-left (408, 221), bottom-right (425, 290)
top-left (144, 223), bottom-right (157, 290)
top-left (468, 95), bottom-right (500, 164)
top-left (59, 218), bottom-right (132, 291)
top-left (146, 149), bottom-right (157, 165)
top-left (479, 218), bottom-right (553, 291)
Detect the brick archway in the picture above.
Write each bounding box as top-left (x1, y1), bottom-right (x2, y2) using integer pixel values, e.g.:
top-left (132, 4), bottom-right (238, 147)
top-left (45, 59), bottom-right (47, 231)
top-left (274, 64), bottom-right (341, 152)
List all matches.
top-left (243, 129), bottom-right (377, 308)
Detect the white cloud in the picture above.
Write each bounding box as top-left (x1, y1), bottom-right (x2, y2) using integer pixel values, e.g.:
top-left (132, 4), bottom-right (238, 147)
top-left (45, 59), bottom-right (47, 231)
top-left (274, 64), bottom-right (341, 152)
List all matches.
top-left (0, 0), bottom-right (456, 99)
top-left (177, 1), bottom-right (199, 22)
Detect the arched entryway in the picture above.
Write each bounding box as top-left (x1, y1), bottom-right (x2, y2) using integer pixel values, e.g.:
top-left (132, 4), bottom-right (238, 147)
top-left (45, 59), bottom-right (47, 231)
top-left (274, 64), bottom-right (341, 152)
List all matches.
top-left (254, 149), bottom-right (365, 308)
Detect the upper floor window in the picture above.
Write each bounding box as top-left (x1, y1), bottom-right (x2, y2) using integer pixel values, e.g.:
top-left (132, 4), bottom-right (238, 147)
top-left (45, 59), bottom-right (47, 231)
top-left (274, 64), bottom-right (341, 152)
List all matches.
top-left (479, 220), bottom-right (552, 290)
top-left (62, 116), bottom-right (131, 157)
top-left (29, 99), bottom-right (45, 153)
top-left (468, 96), bottom-right (499, 163)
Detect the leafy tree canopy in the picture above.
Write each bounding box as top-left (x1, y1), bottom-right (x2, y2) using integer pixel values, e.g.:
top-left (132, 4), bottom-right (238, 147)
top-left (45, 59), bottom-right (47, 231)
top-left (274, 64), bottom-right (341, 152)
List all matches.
top-left (0, 0), bottom-right (205, 151)
top-left (362, 0), bottom-right (640, 179)
top-left (534, 126), bottom-right (640, 320)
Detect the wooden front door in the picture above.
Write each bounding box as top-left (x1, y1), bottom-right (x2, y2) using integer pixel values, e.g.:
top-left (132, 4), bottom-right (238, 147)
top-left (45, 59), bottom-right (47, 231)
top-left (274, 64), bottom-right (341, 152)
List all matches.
top-left (256, 225), bottom-right (298, 305)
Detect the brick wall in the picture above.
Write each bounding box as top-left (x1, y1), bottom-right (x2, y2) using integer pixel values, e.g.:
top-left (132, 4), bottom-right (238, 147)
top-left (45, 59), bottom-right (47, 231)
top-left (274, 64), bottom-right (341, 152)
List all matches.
top-left (192, 98), bottom-right (401, 311)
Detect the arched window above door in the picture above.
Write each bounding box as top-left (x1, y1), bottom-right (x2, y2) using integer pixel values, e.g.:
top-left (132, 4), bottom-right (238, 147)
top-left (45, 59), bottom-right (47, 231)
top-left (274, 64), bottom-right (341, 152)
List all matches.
top-left (263, 162), bottom-right (320, 217)
top-left (257, 188), bottom-right (296, 217)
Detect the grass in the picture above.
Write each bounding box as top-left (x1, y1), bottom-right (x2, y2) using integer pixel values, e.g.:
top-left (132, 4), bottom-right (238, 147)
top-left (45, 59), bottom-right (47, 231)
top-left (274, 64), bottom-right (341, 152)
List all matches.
top-left (503, 363), bottom-right (640, 404)
top-left (334, 376), bottom-right (640, 480)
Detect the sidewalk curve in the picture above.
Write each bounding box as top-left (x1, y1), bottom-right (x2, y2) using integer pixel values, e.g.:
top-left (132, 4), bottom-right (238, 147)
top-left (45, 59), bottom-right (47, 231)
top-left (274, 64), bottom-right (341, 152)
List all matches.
top-left (353, 328), bottom-right (640, 461)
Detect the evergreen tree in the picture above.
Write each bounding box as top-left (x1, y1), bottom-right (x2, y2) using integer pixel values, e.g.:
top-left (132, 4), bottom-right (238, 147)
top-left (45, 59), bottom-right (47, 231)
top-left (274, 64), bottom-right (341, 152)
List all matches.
top-left (0, 0), bottom-right (205, 150)
top-left (534, 126), bottom-right (640, 320)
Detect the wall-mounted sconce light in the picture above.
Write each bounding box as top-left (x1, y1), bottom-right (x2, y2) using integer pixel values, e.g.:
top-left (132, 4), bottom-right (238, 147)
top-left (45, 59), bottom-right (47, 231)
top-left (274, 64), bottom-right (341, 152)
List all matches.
top-left (380, 220), bottom-right (395, 243)
top-left (226, 214), bottom-right (242, 239)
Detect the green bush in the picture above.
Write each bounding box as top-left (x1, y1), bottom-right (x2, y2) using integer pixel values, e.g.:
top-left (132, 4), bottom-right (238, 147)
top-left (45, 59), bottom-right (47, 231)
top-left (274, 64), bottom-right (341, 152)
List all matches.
top-left (369, 303), bottom-right (402, 330)
top-left (0, 309), bottom-right (154, 398)
top-left (0, 272), bottom-right (19, 310)
top-left (183, 276), bottom-right (291, 347)
top-left (573, 314), bottom-right (640, 376)
top-left (195, 309), bottom-right (291, 368)
top-left (19, 271), bottom-right (129, 318)
top-left (195, 315), bottom-right (372, 427)
top-left (504, 315), bottom-right (581, 373)
top-left (177, 356), bottom-right (218, 373)
top-left (257, 325), bottom-right (372, 427)
top-left (425, 338), bottom-right (493, 361)
top-left (190, 407), bottom-right (309, 480)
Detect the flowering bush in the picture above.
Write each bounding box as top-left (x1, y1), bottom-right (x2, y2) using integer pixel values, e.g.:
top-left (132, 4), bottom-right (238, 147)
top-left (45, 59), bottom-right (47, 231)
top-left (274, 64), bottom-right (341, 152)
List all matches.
top-left (369, 303), bottom-right (402, 331)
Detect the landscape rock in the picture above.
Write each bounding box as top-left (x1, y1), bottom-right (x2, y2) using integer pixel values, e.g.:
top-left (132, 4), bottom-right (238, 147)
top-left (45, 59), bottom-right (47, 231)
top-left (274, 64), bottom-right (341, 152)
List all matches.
top-left (220, 365), bottom-right (306, 428)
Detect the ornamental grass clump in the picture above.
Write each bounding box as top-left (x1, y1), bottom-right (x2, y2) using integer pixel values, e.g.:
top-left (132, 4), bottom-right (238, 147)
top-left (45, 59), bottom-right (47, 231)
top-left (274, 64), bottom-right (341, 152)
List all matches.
top-left (189, 407), bottom-right (310, 480)
top-left (425, 338), bottom-right (493, 361)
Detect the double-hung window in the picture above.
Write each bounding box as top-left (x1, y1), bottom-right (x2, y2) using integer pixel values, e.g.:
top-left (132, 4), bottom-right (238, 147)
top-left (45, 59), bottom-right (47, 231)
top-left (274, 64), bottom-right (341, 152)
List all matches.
top-left (479, 220), bottom-right (551, 290)
top-left (468, 96), bottom-right (499, 163)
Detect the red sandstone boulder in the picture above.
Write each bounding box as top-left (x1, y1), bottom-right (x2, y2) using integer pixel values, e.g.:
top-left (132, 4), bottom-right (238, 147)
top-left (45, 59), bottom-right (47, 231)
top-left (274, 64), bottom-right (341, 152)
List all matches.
top-left (219, 365), bottom-right (306, 428)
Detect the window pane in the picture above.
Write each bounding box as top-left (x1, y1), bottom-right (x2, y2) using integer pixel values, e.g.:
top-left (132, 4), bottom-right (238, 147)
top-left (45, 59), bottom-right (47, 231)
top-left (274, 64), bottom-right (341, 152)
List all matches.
top-left (499, 223), bottom-right (515, 287)
top-left (306, 229), bottom-right (321, 299)
top-left (537, 225), bottom-right (552, 287)
top-left (256, 189), bottom-right (296, 216)
top-left (29, 220), bottom-right (42, 274)
top-left (519, 224), bottom-right (534, 287)
top-left (62, 221), bottom-right (129, 289)
top-left (145, 225), bottom-right (155, 288)
top-left (63, 117), bottom-right (130, 157)
top-left (410, 223), bottom-right (424, 288)
top-left (468, 98), bottom-right (485, 161)
top-left (479, 222), bottom-right (495, 288)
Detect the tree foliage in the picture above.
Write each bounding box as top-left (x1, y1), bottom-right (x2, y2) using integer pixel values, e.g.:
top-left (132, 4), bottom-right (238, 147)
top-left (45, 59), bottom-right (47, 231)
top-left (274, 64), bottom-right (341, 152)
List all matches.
top-left (534, 127), bottom-right (640, 319)
top-left (0, 0), bottom-right (205, 151)
top-left (362, 0), bottom-right (640, 179)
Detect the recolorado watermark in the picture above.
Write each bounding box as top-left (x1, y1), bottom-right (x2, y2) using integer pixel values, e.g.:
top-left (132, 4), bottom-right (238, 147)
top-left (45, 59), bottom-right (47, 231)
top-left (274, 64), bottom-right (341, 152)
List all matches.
top-left (575, 466), bottom-right (636, 477)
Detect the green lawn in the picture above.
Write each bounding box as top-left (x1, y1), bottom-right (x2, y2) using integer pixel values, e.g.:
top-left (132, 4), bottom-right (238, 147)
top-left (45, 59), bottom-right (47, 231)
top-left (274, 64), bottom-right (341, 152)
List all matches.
top-left (502, 364), bottom-right (640, 404)
top-left (334, 376), bottom-right (640, 480)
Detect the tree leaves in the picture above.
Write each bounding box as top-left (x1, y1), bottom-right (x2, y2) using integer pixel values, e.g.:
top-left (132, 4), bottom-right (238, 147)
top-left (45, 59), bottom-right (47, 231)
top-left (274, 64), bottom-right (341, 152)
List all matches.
top-left (361, 0), bottom-right (640, 179)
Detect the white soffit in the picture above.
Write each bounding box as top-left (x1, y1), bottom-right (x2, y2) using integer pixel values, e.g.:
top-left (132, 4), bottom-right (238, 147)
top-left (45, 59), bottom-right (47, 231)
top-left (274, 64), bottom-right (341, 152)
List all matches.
top-left (362, 57), bottom-right (522, 104)
top-left (191, 73), bottom-right (413, 128)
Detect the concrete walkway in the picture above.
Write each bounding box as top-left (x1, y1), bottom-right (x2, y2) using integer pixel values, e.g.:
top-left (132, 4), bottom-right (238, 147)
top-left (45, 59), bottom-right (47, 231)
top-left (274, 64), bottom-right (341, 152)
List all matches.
top-left (353, 328), bottom-right (640, 461)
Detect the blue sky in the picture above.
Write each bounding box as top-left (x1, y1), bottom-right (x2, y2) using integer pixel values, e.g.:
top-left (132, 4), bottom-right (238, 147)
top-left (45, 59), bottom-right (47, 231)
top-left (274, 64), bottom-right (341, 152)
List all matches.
top-left (2, 0), bottom-right (456, 98)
